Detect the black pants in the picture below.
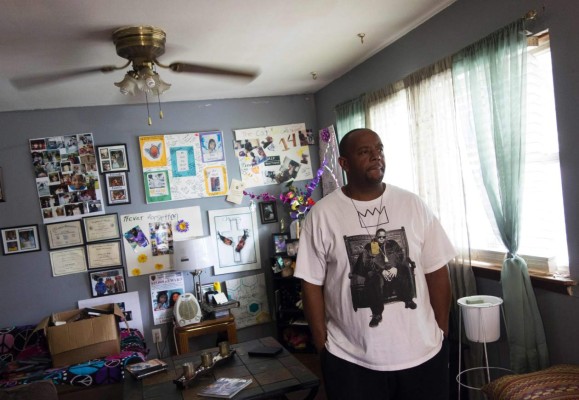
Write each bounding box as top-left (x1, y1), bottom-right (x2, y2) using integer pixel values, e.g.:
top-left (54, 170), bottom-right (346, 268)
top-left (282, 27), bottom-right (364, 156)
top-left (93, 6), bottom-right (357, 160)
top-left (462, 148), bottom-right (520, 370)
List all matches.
top-left (321, 338), bottom-right (449, 400)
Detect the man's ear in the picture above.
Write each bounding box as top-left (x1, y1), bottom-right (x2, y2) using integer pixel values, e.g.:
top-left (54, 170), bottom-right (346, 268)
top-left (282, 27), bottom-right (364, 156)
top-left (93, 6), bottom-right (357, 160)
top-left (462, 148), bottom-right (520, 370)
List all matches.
top-left (338, 156), bottom-right (348, 173)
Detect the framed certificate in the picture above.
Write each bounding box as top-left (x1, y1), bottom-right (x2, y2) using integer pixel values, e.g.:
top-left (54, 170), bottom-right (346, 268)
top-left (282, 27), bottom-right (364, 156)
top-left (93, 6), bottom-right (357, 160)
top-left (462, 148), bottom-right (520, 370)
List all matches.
top-left (86, 241), bottom-right (123, 269)
top-left (82, 213), bottom-right (120, 243)
top-left (50, 247), bottom-right (88, 276)
top-left (46, 220), bottom-right (84, 250)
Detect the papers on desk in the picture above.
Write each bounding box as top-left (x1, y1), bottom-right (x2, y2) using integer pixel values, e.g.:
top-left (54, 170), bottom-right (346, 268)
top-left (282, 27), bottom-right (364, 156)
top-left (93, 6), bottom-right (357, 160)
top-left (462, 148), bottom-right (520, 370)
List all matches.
top-left (198, 377), bottom-right (252, 398)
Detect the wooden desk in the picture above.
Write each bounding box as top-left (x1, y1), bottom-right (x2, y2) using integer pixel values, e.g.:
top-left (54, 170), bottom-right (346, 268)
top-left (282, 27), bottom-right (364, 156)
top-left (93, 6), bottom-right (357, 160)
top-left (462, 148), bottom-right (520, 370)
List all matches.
top-left (174, 314), bottom-right (238, 355)
top-left (124, 336), bottom-right (320, 400)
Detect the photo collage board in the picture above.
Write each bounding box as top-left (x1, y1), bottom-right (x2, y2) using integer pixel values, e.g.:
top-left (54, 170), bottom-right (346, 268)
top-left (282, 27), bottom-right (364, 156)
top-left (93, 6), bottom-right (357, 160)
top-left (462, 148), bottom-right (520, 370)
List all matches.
top-left (30, 133), bottom-right (105, 223)
top-left (233, 122), bottom-right (314, 188)
top-left (139, 131), bottom-right (228, 203)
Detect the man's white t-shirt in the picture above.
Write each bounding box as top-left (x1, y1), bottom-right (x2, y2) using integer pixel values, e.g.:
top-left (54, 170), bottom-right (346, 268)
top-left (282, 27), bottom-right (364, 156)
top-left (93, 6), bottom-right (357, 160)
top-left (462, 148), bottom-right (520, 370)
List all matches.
top-left (294, 184), bottom-right (457, 371)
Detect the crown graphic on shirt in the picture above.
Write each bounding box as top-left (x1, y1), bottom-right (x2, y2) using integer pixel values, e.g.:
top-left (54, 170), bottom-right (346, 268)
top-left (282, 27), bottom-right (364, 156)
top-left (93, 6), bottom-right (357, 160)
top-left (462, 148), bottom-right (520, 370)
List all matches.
top-left (357, 206), bottom-right (389, 228)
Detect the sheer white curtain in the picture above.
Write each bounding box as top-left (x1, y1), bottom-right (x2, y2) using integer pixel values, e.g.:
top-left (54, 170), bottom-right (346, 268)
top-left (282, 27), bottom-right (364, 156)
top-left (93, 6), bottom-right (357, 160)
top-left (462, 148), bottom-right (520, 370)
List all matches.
top-left (403, 59), bottom-right (476, 302)
top-left (366, 82), bottom-right (415, 192)
top-left (366, 60), bottom-right (482, 397)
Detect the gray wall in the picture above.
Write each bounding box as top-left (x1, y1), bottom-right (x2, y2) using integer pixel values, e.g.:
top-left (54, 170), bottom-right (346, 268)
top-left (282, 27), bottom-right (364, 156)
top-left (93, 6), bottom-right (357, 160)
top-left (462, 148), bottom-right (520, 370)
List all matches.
top-left (0, 94), bottom-right (318, 352)
top-left (314, 0), bottom-right (579, 365)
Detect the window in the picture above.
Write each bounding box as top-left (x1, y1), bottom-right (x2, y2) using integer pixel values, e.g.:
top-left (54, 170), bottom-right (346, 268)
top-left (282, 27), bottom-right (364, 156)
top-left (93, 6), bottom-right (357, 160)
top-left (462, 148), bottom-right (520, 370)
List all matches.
top-left (367, 38), bottom-right (568, 275)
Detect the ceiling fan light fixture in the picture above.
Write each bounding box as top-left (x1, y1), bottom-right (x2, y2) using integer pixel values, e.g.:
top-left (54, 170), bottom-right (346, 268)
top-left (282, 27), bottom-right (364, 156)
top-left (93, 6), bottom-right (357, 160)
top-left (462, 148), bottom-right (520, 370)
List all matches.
top-left (114, 73), bottom-right (140, 95)
top-left (152, 77), bottom-right (171, 95)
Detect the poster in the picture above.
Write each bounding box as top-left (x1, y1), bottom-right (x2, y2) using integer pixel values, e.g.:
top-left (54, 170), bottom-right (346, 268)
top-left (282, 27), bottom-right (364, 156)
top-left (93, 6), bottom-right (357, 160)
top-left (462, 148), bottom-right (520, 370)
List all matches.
top-left (30, 133), bottom-right (105, 223)
top-left (208, 207), bottom-right (261, 275)
top-left (139, 131), bottom-right (228, 203)
top-left (225, 273), bottom-right (271, 329)
top-left (233, 123), bottom-right (314, 188)
top-left (79, 291), bottom-right (144, 335)
top-left (149, 272), bottom-right (185, 325)
top-left (120, 206), bottom-right (203, 277)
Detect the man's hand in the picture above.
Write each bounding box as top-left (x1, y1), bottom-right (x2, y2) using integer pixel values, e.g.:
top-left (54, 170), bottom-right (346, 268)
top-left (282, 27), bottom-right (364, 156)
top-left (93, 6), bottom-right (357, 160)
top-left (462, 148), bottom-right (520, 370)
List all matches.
top-left (382, 267), bottom-right (398, 281)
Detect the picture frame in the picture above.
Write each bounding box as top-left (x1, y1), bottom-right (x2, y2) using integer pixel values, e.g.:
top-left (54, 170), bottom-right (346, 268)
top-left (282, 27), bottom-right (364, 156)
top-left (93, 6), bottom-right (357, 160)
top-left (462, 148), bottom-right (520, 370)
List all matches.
top-left (286, 239), bottom-right (299, 257)
top-left (46, 220), bottom-right (84, 250)
top-left (208, 207), bottom-right (261, 275)
top-left (96, 144), bottom-right (129, 174)
top-left (271, 255), bottom-right (295, 273)
top-left (272, 233), bottom-right (290, 255)
top-left (50, 247), bottom-right (87, 276)
top-left (259, 201), bottom-right (278, 224)
top-left (88, 267), bottom-right (128, 297)
top-left (86, 240), bottom-right (123, 269)
top-left (104, 172), bottom-right (131, 206)
top-left (82, 213), bottom-right (120, 243)
top-left (1, 224), bottom-right (41, 255)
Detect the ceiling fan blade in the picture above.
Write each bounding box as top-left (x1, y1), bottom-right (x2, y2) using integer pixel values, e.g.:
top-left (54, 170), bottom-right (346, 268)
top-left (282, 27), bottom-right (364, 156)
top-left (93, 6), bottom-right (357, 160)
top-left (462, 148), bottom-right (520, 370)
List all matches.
top-left (11, 65), bottom-right (119, 90)
top-left (168, 62), bottom-right (258, 80)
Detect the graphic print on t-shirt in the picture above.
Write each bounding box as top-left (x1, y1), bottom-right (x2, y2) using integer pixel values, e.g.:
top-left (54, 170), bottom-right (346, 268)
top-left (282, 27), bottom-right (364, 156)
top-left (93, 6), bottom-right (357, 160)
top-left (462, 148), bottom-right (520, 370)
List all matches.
top-left (343, 227), bottom-right (417, 316)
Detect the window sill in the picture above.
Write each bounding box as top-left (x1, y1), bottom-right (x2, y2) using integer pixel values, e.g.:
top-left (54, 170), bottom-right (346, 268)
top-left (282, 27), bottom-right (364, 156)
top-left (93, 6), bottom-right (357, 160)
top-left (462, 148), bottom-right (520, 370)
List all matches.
top-left (471, 262), bottom-right (577, 295)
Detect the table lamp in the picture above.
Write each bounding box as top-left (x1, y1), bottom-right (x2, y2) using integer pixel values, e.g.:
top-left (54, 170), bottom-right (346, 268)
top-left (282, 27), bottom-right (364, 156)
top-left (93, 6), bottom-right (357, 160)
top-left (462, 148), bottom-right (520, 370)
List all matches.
top-left (173, 235), bottom-right (216, 303)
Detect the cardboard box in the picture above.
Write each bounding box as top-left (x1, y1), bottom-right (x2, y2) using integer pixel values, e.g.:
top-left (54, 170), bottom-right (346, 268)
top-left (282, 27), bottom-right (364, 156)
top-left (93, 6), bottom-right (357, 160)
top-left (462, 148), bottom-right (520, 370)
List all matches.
top-left (36, 303), bottom-right (123, 367)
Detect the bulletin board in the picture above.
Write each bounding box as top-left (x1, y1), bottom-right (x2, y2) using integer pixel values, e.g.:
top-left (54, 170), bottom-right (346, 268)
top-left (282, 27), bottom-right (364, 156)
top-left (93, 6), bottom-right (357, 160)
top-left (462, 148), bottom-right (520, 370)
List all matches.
top-left (139, 131), bottom-right (228, 203)
top-left (30, 133), bottom-right (105, 223)
top-left (120, 206), bottom-right (203, 277)
top-left (233, 123), bottom-right (314, 188)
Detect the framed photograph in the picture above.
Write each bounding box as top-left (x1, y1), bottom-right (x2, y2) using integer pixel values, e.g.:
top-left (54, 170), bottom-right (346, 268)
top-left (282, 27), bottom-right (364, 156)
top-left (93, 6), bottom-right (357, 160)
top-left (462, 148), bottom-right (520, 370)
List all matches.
top-left (88, 267), bottom-right (127, 297)
top-left (104, 172), bottom-right (131, 206)
top-left (82, 213), bottom-right (120, 243)
top-left (50, 247), bottom-right (87, 276)
top-left (45, 220), bottom-right (84, 250)
top-left (271, 255), bottom-right (295, 273)
top-left (1, 225), bottom-right (41, 255)
top-left (86, 241), bottom-right (123, 269)
top-left (259, 201), bottom-right (278, 224)
top-left (96, 144), bottom-right (129, 174)
top-left (272, 233), bottom-right (290, 255)
top-left (0, 167), bottom-right (5, 202)
top-left (208, 207), bottom-right (261, 275)
top-left (286, 239), bottom-right (299, 257)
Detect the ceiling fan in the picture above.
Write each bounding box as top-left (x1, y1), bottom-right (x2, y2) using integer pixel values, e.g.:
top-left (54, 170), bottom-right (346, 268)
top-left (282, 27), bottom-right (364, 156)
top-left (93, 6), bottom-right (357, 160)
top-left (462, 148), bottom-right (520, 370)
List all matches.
top-left (11, 25), bottom-right (259, 91)
top-left (12, 25), bottom-right (258, 124)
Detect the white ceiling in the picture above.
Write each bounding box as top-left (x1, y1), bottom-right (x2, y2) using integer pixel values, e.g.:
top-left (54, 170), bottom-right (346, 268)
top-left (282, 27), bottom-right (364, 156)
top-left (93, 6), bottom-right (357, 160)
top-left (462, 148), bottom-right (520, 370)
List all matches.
top-left (0, 0), bottom-right (455, 113)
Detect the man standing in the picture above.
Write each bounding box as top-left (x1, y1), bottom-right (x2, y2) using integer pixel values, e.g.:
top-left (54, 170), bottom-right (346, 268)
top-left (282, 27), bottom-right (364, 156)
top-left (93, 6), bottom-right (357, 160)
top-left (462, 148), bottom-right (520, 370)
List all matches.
top-left (294, 128), bottom-right (455, 399)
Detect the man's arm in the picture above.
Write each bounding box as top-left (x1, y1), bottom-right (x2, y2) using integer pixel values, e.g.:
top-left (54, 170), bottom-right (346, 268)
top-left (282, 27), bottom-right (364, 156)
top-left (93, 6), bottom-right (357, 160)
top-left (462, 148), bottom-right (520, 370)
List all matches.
top-left (300, 280), bottom-right (326, 353)
top-left (425, 265), bottom-right (452, 337)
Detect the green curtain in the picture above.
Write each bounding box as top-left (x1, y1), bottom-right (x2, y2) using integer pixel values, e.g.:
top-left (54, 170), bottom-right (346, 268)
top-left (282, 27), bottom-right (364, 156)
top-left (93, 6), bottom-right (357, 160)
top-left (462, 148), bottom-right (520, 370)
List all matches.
top-left (452, 19), bottom-right (549, 373)
top-left (335, 95), bottom-right (366, 141)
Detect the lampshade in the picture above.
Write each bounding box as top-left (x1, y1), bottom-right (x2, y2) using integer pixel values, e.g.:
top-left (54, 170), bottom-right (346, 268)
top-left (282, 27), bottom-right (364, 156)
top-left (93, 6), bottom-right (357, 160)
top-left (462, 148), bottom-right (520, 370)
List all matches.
top-left (172, 236), bottom-right (216, 271)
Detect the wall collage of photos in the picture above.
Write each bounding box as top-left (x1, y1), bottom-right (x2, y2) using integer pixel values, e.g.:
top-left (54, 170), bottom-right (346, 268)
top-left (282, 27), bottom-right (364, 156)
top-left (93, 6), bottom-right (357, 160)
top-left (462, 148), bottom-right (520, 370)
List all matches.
top-left (1, 122), bottom-right (325, 325)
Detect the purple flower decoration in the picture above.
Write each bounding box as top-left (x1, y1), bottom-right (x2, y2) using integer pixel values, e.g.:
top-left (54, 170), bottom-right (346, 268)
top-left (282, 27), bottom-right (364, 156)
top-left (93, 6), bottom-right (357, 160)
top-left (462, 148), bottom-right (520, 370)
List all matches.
top-left (176, 220), bottom-right (189, 233)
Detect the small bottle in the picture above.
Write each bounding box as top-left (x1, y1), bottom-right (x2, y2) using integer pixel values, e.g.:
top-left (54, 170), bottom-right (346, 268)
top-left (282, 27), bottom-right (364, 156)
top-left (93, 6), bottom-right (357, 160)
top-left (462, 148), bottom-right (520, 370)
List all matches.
top-left (218, 232), bottom-right (233, 246)
top-left (235, 229), bottom-right (249, 252)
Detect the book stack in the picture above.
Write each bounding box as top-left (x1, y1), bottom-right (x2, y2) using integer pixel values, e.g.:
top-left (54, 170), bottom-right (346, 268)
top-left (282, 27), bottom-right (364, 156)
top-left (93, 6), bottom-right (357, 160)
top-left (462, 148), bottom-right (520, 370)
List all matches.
top-left (125, 359), bottom-right (168, 380)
